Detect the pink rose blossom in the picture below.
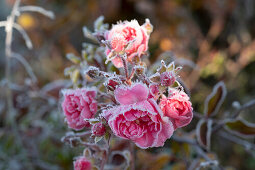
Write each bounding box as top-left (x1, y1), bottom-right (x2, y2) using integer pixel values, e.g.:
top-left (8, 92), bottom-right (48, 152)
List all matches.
top-left (159, 88), bottom-right (193, 129)
top-left (102, 83), bottom-right (174, 149)
top-left (92, 123), bottom-right (106, 137)
top-left (105, 20), bottom-right (150, 68)
top-left (62, 88), bottom-right (97, 130)
top-left (160, 71), bottom-right (176, 86)
top-left (74, 157), bottom-right (92, 170)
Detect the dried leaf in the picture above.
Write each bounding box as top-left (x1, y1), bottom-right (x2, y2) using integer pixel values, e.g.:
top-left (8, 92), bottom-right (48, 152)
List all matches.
top-left (225, 119), bottom-right (255, 138)
top-left (196, 119), bottom-right (213, 150)
top-left (204, 81), bottom-right (227, 117)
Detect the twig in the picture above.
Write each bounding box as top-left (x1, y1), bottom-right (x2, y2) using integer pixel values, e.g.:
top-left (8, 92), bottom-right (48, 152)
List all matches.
top-left (100, 134), bottom-right (111, 170)
top-left (172, 135), bottom-right (197, 145)
top-left (218, 131), bottom-right (255, 152)
top-left (193, 111), bottom-right (204, 119)
top-left (129, 142), bottom-right (135, 170)
top-left (5, 0), bottom-right (21, 124)
top-left (18, 6), bottom-right (55, 19)
top-left (13, 23), bottom-right (33, 49)
top-left (11, 52), bottom-right (37, 82)
top-left (231, 99), bottom-right (255, 118)
top-left (0, 21), bottom-right (7, 27)
top-left (213, 99), bottom-right (255, 132)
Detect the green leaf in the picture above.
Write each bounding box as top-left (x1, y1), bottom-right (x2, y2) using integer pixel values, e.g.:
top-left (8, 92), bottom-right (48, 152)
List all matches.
top-left (157, 60), bottom-right (167, 73)
top-left (225, 119), bottom-right (255, 138)
top-left (94, 16), bottom-right (104, 31)
top-left (104, 132), bottom-right (110, 142)
top-left (204, 81), bottom-right (227, 117)
top-left (64, 66), bottom-right (76, 76)
top-left (66, 53), bottom-right (81, 64)
top-left (149, 73), bottom-right (160, 82)
top-left (70, 69), bottom-right (80, 84)
top-left (196, 119), bottom-right (213, 150)
top-left (94, 136), bottom-right (103, 144)
top-left (83, 26), bottom-right (97, 41)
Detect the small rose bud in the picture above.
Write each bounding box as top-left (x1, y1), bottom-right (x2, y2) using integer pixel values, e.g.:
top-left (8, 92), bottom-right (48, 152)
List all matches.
top-left (86, 66), bottom-right (99, 78)
top-left (74, 156), bottom-right (92, 170)
top-left (160, 71), bottom-right (176, 86)
top-left (135, 64), bottom-right (146, 76)
top-left (105, 78), bottom-right (120, 91)
top-left (92, 123), bottom-right (106, 137)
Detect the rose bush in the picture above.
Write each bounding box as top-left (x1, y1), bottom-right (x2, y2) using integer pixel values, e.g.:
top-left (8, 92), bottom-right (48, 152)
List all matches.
top-left (61, 17), bottom-right (196, 169)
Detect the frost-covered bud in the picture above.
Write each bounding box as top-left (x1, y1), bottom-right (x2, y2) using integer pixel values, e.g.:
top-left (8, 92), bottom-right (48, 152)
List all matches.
top-left (86, 66), bottom-right (100, 79)
top-left (92, 123), bottom-right (106, 137)
top-left (105, 78), bottom-right (120, 91)
top-left (74, 156), bottom-right (92, 170)
top-left (160, 71), bottom-right (176, 86)
top-left (135, 63), bottom-right (146, 76)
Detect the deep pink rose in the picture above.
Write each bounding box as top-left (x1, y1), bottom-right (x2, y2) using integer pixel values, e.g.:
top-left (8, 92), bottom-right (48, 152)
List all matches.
top-left (105, 20), bottom-right (150, 68)
top-left (74, 157), bottom-right (92, 170)
top-left (62, 88), bottom-right (97, 130)
top-left (92, 123), bottom-right (106, 137)
top-left (102, 83), bottom-right (174, 149)
top-left (159, 88), bottom-right (193, 129)
top-left (160, 71), bottom-right (176, 86)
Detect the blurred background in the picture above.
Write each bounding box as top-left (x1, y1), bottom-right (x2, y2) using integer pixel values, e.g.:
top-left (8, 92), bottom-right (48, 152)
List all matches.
top-left (0, 0), bottom-right (255, 169)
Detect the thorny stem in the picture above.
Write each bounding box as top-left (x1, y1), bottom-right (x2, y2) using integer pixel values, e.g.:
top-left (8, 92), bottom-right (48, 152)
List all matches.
top-left (100, 134), bottom-right (111, 170)
top-left (120, 55), bottom-right (131, 85)
top-left (5, 0), bottom-right (21, 124)
top-left (129, 142), bottom-right (135, 170)
top-left (128, 67), bottom-right (136, 81)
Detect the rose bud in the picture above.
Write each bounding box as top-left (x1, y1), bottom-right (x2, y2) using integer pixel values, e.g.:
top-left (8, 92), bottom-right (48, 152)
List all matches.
top-left (160, 71), bottom-right (176, 86)
top-left (104, 78), bottom-right (120, 91)
top-left (92, 123), bottom-right (106, 137)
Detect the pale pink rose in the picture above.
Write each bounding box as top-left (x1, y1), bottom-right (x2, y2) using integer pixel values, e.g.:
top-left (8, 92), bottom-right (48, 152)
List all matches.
top-left (160, 71), bottom-right (176, 86)
top-left (105, 20), bottom-right (150, 68)
top-left (92, 123), bottom-right (106, 137)
top-left (74, 157), bottom-right (92, 170)
top-left (62, 88), bottom-right (97, 130)
top-left (102, 83), bottom-right (174, 149)
top-left (159, 89), bottom-right (193, 129)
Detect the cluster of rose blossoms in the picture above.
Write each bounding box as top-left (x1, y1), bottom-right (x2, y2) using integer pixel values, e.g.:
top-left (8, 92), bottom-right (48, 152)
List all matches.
top-left (61, 19), bottom-right (193, 170)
